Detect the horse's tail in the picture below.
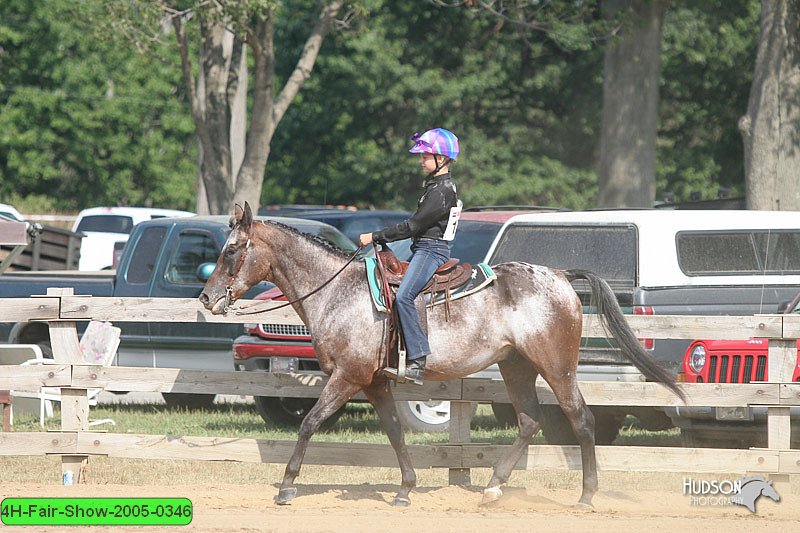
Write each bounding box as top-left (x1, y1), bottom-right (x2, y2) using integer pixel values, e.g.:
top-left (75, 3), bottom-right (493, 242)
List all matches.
top-left (564, 269), bottom-right (686, 402)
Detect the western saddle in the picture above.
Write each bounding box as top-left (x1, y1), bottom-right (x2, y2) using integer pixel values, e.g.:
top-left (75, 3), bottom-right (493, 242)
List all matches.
top-left (374, 244), bottom-right (473, 384)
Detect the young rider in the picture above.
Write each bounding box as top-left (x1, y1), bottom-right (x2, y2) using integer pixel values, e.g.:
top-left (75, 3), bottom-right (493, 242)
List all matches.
top-left (359, 128), bottom-right (461, 384)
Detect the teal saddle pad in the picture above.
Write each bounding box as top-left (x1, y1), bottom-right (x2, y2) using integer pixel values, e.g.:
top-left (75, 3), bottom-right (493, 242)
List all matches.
top-left (364, 258), bottom-right (496, 313)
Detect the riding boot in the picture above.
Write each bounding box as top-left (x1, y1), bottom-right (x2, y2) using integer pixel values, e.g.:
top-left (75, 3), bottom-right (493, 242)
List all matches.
top-left (405, 356), bottom-right (426, 385)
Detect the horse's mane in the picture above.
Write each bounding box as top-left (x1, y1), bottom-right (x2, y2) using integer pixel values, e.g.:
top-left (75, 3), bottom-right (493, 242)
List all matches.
top-left (262, 220), bottom-right (353, 259)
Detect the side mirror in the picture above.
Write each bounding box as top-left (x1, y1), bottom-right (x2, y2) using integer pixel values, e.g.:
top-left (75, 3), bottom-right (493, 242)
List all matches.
top-left (196, 262), bottom-right (216, 281)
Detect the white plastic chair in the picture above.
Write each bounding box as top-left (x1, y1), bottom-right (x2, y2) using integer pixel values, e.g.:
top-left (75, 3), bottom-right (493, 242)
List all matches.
top-left (4, 321), bottom-right (121, 427)
top-left (0, 344), bottom-right (53, 425)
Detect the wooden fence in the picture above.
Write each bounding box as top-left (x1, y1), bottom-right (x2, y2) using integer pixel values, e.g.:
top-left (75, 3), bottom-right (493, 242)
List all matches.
top-left (1, 288), bottom-right (799, 486)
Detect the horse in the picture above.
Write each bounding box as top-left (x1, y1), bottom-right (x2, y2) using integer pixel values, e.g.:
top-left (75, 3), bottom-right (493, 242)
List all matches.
top-left (199, 202), bottom-right (684, 508)
top-left (731, 476), bottom-right (781, 513)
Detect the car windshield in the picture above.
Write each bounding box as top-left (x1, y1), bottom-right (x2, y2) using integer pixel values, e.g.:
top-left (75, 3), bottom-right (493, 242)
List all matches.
top-left (76, 215), bottom-right (135, 234)
top-left (364, 220), bottom-right (502, 264)
top-left (222, 220), bottom-right (357, 253)
top-left (449, 220), bottom-right (502, 264)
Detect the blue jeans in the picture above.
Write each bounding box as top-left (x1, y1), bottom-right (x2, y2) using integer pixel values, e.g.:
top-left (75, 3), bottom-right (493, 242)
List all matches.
top-left (396, 238), bottom-right (450, 361)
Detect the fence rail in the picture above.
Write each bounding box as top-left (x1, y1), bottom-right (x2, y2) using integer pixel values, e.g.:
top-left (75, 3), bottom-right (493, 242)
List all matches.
top-left (0, 291), bottom-right (798, 486)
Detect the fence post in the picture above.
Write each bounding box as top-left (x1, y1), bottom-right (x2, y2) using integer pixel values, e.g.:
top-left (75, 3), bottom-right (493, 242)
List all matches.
top-left (766, 336), bottom-right (794, 491)
top-left (767, 339), bottom-right (794, 450)
top-left (448, 400), bottom-right (473, 486)
top-left (46, 288), bottom-right (90, 483)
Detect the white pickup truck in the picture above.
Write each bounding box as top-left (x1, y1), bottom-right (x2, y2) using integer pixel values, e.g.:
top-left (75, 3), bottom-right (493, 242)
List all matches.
top-left (72, 206), bottom-right (194, 270)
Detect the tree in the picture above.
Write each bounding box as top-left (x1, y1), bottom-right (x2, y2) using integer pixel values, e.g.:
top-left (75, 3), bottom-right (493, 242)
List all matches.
top-left (109, 1), bottom-right (344, 214)
top-left (657, 0), bottom-right (758, 203)
top-left (596, 0), bottom-right (669, 208)
top-left (740, 0), bottom-right (800, 210)
top-left (0, 0), bottom-right (197, 211)
top-left (266, 1), bottom-right (605, 210)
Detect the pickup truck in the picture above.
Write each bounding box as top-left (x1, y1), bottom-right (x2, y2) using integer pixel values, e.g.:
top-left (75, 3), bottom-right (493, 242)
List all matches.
top-left (0, 214), bottom-right (357, 409)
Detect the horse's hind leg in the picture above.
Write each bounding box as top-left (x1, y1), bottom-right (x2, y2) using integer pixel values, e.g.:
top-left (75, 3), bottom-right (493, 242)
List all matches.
top-left (543, 371), bottom-right (598, 508)
top-left (482, 353), bottom-right (543, 505)
top-left (276, 372), bottom-right (361, 505)
top-left (362, 381), bottom-right (417, 506)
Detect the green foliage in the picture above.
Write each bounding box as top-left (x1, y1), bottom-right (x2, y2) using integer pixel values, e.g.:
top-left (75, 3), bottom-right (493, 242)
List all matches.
top-left (0, 0), bottom-right (764, 212)
top-left (657, 0), bottom-right (759, 203)
top-left (0, 0), bottom-right (197, 211)
top-left (267, 0), bottom-right (603, 210)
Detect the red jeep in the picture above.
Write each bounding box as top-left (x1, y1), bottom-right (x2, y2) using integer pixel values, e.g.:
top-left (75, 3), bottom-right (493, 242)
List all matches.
top-left (665, 291), bottom-right (800, 448)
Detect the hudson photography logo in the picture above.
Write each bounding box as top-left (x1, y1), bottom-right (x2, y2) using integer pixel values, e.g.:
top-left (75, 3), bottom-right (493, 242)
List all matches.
top-left (683, 475), bottom-right (781, 513)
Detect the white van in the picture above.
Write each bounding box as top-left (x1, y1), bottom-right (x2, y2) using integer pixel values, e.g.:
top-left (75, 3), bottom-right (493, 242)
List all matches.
top-left (72, 207), bottom-right (194, 270)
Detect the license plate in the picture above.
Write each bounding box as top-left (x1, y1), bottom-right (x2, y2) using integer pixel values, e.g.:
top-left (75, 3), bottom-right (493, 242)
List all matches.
top-left (715, 407), bottom-right (753, 421)
top-left (271, 357), bottom-right (298, 373)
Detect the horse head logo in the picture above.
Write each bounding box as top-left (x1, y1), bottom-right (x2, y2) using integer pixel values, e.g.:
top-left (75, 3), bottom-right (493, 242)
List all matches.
top-left (730, 476), bottom-right (781, 513)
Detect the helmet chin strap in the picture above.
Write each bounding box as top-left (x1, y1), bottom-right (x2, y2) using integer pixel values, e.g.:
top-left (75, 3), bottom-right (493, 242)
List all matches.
top-left (425, 154), bottom-right (450, 180)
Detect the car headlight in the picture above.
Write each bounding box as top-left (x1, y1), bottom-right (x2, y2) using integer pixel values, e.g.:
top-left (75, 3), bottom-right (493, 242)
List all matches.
top-left (688, 345), bottom-right (706, 373)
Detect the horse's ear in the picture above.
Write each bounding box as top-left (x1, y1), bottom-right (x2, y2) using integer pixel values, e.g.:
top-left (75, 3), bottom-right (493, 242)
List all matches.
top-left (230, 204), bottom-right (244, 228)
top-left (242, 201), bottom-right (253, 229)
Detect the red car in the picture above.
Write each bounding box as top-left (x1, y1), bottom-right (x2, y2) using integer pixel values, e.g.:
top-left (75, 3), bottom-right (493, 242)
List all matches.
top-left (232, 209), bottom-right (559, 432)
top-left (664, 292), bottom-right (800, 448)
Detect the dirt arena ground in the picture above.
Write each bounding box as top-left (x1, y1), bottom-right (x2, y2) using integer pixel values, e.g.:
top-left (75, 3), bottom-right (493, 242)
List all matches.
top-left (3, 467), bottom-right (799, 533)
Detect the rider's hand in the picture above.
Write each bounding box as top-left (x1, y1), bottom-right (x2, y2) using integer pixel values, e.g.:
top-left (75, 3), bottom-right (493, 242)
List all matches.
top-left (358, 233), bottom-right (373, 247)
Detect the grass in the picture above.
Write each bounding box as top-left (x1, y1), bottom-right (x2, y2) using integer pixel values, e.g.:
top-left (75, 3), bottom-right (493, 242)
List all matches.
top-left (6, 400), bottom-right (797, 495)
top-left (8, 400), bottom-right (681, 446)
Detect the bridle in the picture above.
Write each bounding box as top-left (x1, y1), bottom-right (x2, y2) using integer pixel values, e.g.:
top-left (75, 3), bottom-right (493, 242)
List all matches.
top-left (222, 225), bottom-right (364, 316)
top-left (221, 237), bottom-right (252, 314)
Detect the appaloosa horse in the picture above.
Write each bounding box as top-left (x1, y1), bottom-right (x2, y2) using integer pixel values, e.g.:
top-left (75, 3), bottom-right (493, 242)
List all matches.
top-left (199, 202), bottom-right (684, 508)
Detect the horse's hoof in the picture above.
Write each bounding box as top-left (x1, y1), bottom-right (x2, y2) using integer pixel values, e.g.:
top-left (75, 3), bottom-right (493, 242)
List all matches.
top-left (392, 496), bottom-right (411, 507)
top-left (275, 487), bottom-right (297, 505)
top-left (480, 486), bottom-right (503, 505)
top-left (573, 501), bottom-right (594, 511)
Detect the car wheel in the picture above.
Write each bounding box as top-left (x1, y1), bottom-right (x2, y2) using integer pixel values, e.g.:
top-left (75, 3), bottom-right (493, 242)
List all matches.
top-left (253, 396), bottom-right (344, 430)
top-left (541, 405), bottom-right (624, 445)
top-left (490, 402), bottom-right (518, 427)
top-left (36, 340), bottom-right (53, 360)
top-left (395, 400), bottom-right (451, 433)
top-left (162, 393), bottom-right (216, 410)
top-left (630, 408), bottom-right (675, 431)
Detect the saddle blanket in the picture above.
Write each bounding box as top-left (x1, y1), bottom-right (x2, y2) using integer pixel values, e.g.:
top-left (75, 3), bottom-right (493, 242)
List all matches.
top-left (364, 258), bottom-right (496, 313)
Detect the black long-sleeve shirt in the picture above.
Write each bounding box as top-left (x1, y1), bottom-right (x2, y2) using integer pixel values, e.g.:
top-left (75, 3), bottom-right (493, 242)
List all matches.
top-left (372, 173), bottom-right (458, 243)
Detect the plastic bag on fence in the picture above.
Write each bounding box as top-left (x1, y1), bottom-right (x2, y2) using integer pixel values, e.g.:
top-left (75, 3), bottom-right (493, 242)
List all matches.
top-left (80, 320), bottom-right (121, 366)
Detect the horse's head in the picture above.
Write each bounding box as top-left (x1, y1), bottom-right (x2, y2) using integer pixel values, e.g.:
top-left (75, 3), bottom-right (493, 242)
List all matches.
top-left (760, 480), bottom-right (781, 502)
top-left (199, 201), bottom-right (265, 315)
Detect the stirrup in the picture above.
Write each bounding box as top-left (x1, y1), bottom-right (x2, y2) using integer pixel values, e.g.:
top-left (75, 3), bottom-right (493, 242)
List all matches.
top-left (382, 348), bottom-right (419, 385)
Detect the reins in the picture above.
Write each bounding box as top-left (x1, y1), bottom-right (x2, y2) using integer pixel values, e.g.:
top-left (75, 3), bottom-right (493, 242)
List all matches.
top-left (234, 245), bottom-right (364, 316)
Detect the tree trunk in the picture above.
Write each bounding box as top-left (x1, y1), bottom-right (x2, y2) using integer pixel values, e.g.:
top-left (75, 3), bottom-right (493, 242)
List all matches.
top-left (232, 1), bottom-right (344, 211)
top-left (596, 0), bottom-right (668, 208)
top-left (174, 11), bottom-right (232, 215)
top-left (193, 31), bottom-right (247, 215)
top-left (740, 0), bottom-right (800, 211)
top-left (176, 2), bottom-right (342, 214)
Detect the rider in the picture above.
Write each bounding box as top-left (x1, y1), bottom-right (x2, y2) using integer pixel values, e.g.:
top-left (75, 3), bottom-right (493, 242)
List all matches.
top-left (359, 128), bottom-right (461, 384)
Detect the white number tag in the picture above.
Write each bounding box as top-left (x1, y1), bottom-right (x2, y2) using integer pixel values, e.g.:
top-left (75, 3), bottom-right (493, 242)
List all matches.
top-left (442, 200), bottom-right (462, 241)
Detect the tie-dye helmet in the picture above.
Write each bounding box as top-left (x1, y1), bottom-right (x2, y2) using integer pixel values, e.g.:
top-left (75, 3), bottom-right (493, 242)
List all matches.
top-left (409, 128), bottom-right (459, 160)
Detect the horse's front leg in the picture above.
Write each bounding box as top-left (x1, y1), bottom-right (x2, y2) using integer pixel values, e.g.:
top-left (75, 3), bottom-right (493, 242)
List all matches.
top-left (362, 381), bottom-right (417, 506)
top-left (276, 372), bottom-right (361, 505)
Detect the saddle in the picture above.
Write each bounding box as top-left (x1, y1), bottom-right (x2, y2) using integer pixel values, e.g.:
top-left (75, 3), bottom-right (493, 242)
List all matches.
top-left (376, 248), bottom-right (474, 292)
top-left (374, 245), bottom-right (473, 384)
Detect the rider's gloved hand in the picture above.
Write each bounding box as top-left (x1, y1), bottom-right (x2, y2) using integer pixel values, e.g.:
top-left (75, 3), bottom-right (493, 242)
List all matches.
top-left (358, 233), bottom-right (373, 247)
